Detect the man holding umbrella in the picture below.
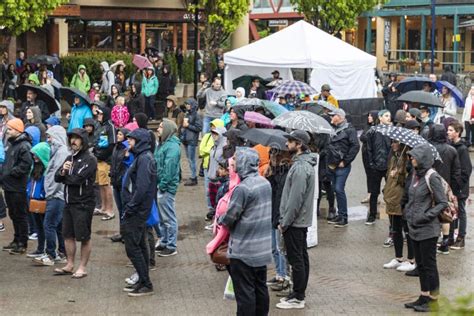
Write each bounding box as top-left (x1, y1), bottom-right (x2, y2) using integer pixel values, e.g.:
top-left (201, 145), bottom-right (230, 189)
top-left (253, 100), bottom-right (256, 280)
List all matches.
top-left (20, 88), bottom-right (50, 122)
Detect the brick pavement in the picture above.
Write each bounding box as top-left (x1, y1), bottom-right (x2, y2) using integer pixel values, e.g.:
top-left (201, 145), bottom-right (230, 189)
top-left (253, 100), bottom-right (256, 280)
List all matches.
top-left (0, 152), bottom-right (473, 315)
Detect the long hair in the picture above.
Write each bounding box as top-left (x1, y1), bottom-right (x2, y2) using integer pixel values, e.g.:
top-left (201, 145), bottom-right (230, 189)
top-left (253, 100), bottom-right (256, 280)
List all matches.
top-left (31, 160), bottom-right (45, 181)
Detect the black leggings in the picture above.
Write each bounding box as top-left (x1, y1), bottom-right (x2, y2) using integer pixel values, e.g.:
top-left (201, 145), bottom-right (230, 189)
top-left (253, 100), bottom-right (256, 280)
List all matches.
top-left (412, 237), bottom-right (439, 294)
top-left (390, 215), bottom-right (414, 259)
top-left (317, 179), bottom-right (335, 211)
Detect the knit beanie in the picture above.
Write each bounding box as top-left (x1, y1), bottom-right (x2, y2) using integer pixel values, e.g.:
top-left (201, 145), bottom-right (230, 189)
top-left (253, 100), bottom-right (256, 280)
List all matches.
top-left (7, 118), bottom-right (25, 133)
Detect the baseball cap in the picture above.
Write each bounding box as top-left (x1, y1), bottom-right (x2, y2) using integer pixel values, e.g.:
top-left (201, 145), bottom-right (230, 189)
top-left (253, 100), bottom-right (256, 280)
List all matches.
top-left (321, 84), bottom-right (332, 91)
top-left (408, 108), bottom-right (422, 120)
top-left (328, 108), bottom-right (346, 118)
top-left (271, 70), bottom-right (280, 75)
top-left (284, 130), bottom-right (310, 146)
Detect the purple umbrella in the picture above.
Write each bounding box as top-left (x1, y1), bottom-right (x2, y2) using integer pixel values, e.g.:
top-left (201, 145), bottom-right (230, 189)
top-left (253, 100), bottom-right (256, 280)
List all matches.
top-left (435, 80), bottom-right (464, 107)
top-left (244, 111), bottom-right (273, 127)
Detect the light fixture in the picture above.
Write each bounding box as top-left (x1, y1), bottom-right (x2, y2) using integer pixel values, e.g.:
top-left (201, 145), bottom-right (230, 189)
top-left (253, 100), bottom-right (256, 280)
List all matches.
top-left (371, 17), bottom-right (376, 22)
top-left (404, 15), bottom-right (407, 20)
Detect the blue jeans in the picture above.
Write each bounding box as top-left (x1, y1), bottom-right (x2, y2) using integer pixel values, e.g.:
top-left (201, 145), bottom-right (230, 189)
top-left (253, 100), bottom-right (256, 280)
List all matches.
top-left (328, 165), bottom-right (351, 221)
top-left (185, 144), bottom-right (197, 179)
top-left (44, 198), bottom-right (65, 258)
top-left (113, 185), bottom-right (124, 222)
top-left (272, 229), bottom-right (287, 278)
top-left (203, 168), bottom-right (212, 210)
top-left (157, 191), bottom-right (178, 251)
top-left (202, 116), bottom-right (215, 134)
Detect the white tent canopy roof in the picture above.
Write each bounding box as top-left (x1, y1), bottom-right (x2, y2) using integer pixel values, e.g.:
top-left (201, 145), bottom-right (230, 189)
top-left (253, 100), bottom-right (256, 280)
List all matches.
top-left (224, 20), bottom-right (376, 69)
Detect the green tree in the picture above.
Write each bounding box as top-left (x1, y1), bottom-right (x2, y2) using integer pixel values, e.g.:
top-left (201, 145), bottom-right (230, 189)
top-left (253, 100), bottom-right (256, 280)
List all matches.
top-left (183, 0), bottom-right (250, 75)
top-left (290, 0), bottom-right (384, 35)
top-left (0, 0), bottom-right (67, 50)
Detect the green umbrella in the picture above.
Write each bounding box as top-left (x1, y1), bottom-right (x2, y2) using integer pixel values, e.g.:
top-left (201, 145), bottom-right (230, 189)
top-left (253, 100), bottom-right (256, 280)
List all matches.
top-left (232, 75), bottom-right (269, 90)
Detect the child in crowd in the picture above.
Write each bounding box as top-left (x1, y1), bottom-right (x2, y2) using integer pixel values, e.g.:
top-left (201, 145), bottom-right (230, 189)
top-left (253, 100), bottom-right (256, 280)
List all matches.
top-left (111, 96), bottom-right (130, 128)
top-left (89, 83), bottom-right (100, 101)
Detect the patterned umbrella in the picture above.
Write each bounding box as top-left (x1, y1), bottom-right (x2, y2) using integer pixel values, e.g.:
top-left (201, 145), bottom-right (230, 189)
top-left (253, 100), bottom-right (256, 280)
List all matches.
top-left (270, 80), bottom-right (317, 96)
top-left (235, 98), bottom-right (264, 107)
top-left (244, 111), bottom-right (273, 127)
top-left (272, 111), bottom-right (334, 135)
top-left (435, 80), bottom-right (464, 107)
top-left (374, 125), bottom-right (441, 161)
top-left (261, 100), bottom-right (288, 117)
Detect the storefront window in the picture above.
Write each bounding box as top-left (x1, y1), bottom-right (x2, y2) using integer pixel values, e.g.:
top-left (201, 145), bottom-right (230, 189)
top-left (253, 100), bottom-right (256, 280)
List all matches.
top-left (68, 20), bottom-right (86, 49)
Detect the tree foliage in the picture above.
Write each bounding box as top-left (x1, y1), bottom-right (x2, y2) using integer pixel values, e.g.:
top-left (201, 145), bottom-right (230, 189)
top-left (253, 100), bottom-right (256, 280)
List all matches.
top-left (290, 0), bottom-right (383, 34)
top-left (0, 0), bottom-right (68, 36)
top-left (183, 0), bottom-right (250, 74)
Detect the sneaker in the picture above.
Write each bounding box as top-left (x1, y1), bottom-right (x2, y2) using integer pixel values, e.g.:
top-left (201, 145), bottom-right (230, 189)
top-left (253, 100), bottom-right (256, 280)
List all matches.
top-left (405, 267), bottom-right (419, 277)
top-left (437, 243), bottom-right (449, 255)
top-left (404, 295), bottom-right (427, 309)
top-left (205, 210), bottom-right (214, 221)
top-left (110, 234), bottom-right (123, 242)
top-left (26, 250), bottom-right (45, 258)
top-left (383, 258), bottom-right (402, 269)
top-left (204, 224), bottom-right (214, 231)
top-left (334, 219), bottom-right (348, 228)
top-left (0, 223), bottom-right (5, 232)
top-left (34, 255), bottom-right (55, 266)
top-left (276, 298), bottom-right (305, 309)
top-left (396, 261), bottom-right (416, 272)
top-left (154, 239), bottom-right (161, 248)
top-left (383, 237), bottom-right (394, 248)
top-left (158, 248), bottom-right (177, 257)
top-left (155, 244), bottom-right (166, 252)
top-left (184, 178), bottom-right (198, 186)
top-left (413, 297), bottom-right (438, 312)
top-left (361, 196), bottom-right (370, 204)
top-left (9, 245), bottom-right (27, 255)
top-left (326, 212), bottom-right (337, 222)
top-left (28, 233), bottom-right (38, 240)
top-left (327, 216), bottom-right (341, 224)
top-left (123, 283), bottom-right (140, 292)
top-left (266, 276), bottom-right (282, 286)
top-left (450, 237), bottom-right (465, 250)
top-left (270, 279), bottom-right (291, 292)
top-left (365, 216), bottom-right (376, 225)
top-left (54, 254), bottom-right (67, 264)
top-left (279, 292), bottom-right (296, 303)
top-left (125, 272), bottom-right (139, 285)
top-left (127, 285), bottom-right (154, 297)
top-left (2, 241), bottom-right (17, 251)
top-left (149, 265), bottom-right (157, 271)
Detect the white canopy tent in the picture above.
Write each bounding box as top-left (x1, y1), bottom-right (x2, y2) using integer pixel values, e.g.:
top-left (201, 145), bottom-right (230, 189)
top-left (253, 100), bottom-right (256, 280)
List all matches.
top-left (224, 20), bottom-right (377, 100)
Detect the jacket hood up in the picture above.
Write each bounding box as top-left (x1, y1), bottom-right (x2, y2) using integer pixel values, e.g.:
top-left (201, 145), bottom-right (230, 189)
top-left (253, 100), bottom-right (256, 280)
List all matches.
top-left (0, 100), bottom-right (14, 119)
top-left (160, 119), bottom-right (178, 143)
top-left (100, 61), bottom-right (110, 72)
top-left (408, 143), bottom-right (434, 173)
top-left (294, 151), bottom-right (318, 167)
top-left (235, 147), bottom-right (259, 179)
top-left (100, 106), bottom-right (112, 122)
top-left (25, 126), bottom-right (41, 146)
top-left (430, 124), bottom-right (447, 144)
top-left (185, 98), bottom-right (198, 113)
top-left (210, 118), bottom-right (225, 129)
top-left (28, 73), bottom-right (40, 85)
top-left (77, 64), bottom-right (86, 72)
top-left (45, 116), bottom-right (61, 126)
top-left (46, 125), bottom-right (68, 148)
top-left (212, 126), bottom-right (227, 146)
top-left (128, 128), bottom-right (151, 154)
top-left (134, 113), bottom-right (148, 128)
top-left (132, 82), bottom-right (142, 95)
top-left (67, 128), bottom-right (90, 152)
top-left (83, 118), bottom-right (96, 129)
top-left (31, 142), bottom-right (51, 169)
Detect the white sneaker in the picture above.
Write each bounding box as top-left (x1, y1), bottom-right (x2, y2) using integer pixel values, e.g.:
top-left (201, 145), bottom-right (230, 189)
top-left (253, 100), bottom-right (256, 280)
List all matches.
top-left (383, 258), bottom-right (402, 269)
top-left (28, 233), bottom-right (38, 240)
top-left (396, 261), bottom-right (416, 272)
top-left (276, 298), bottom-right (305, 309)
top-left (125, 272), bottom-right (139, 285)
top-left (33, 255), bottom-right (55, 266)
top-left (204, 224), bottom-right (213, 231)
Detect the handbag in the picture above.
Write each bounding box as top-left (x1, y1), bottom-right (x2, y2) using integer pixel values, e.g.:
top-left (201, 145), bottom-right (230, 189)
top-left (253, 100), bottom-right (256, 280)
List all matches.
top-left (211, 242), bottom-right (230, 265)
top-left (29, 199), bottom-right (47, 214)
top-left (146, 200), bottom-right (160, 227)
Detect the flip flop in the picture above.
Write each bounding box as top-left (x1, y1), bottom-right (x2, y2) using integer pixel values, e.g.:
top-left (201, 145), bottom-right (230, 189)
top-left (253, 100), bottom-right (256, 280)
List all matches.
top-left (101, 213), bottom-right (115, 221)
top-left (53, 267), bottom-right (74, 275)
top-left (72, 272), bottom-right (88, 279)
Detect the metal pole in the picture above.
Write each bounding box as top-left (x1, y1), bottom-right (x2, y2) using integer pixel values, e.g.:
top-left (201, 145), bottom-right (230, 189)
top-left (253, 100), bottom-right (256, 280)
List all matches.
top-left (453, 13), bottom-right (459, 73)
top-left (365, 17), bottom-right (372, 53)
top-left (430, 0), bottom-right (436, 74)
top-left (193, 0), bottom-right (199, 98)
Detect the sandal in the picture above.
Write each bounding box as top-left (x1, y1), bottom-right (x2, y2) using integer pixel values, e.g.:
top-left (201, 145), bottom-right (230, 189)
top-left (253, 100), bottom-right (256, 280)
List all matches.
top-left (101, 213), bottom-right (115, 221)
top-left (72, 272), bottom-right (88, 279)
top-left (53, 267), bottom-right (74, 275)
top-left (93, 209), bottom-right (105, 216)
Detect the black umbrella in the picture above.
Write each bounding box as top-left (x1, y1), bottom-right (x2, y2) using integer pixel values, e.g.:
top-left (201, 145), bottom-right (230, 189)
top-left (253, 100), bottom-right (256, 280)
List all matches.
top-left (239, 128), bottom-right (289, 151)
top-left (395, 77), bottom-right (436, 94)
top-left (272, 111), bottom-right (334, 135)
top-left (145, 47), bottom-right (160, 57)
top-left (60, 87), bottom-right (91, 106)
top-left (16, 84), bottom-right (59, 114)
top-left (232, 75), bottom-right (269, 90)
top-left (397, 91), bottom-right (443, 108)
top-left (26, 55), bottom-right (60, 65)
top-left (374, 125), bottom-right (441, 161)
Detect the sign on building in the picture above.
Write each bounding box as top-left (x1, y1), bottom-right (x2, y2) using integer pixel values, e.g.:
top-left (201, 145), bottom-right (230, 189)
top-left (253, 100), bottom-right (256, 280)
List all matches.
top-left (269, 20), bottom-right (288, 27)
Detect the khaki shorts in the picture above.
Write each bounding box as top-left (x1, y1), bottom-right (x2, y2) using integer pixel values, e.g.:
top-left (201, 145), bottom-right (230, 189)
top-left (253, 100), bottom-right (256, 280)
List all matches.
top-left (96, 161), bottom-right (111, 186)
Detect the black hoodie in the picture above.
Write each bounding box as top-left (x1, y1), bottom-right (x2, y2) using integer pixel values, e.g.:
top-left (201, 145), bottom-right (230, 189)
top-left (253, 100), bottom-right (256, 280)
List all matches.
top-left (55, 128), bottom-right (98, 204)
top-left (121, 128), bottom-right (157, 221)
top-left (2, 133), bottom-right (33, 192)
top-left (93, 106), bottom-right (117, 163)
top-left (127, 83), bottom-right (145, 120)
top-left (450, 139), bottom-right (472, 199)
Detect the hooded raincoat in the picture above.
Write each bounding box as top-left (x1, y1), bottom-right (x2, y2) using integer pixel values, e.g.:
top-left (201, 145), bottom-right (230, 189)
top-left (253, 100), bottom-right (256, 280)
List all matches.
top-left (68, 96), bottom-right (93, 132)
top-left (45, 126), bottom-right (70, 200)
top-left (207, 126), bottom-right (227, 181)
top-left (100, 61), bottom-right (115, 95)
top-left (69, 65), bottom-right (91, 94)
top-left (154, 119), bottom-right (181, 195)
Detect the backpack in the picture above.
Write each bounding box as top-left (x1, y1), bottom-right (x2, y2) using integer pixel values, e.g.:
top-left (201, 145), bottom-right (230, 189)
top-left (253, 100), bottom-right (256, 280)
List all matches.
top-left (424, 168), bottom-right (458, 223)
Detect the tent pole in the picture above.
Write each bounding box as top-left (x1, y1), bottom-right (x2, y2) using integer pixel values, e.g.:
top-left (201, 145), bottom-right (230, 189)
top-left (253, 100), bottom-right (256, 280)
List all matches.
top-left (304, 68), bottom-right (308, 83)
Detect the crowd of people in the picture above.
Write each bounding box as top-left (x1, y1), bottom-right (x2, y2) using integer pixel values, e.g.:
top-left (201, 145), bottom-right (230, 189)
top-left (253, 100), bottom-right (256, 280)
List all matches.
top-left (0, 48), bottom-right (471, 313)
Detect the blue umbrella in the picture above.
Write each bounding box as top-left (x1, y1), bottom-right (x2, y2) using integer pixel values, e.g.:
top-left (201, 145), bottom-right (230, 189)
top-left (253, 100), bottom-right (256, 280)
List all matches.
top-left (261, 100), bottom-right (288, 117)
top-left (435, 80), bottom-right (464, 107)
top-left (395, 77), bottom-right (436, 93)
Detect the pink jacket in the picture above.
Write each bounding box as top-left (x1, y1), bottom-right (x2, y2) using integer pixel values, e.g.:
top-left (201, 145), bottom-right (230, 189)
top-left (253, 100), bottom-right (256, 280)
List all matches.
top-left (111, 105), bottom-right (130, 128)
top-left (206, 159), bottom-right (240, 255)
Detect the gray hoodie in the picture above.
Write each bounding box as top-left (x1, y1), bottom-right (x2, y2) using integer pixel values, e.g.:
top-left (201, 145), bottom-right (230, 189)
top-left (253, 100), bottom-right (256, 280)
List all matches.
top-left (403, 143), bottom-right (448, 241)
top-left (218, 147), bottom-right (273, 267)
top-left (208, 126), bottom-right (227, 181)
top-left (45, 126), bottom-right (70, 200)
top-left (279, 151), bottom-right (318, 230)
top-left (200, 86), bottom-right (227, 118)
top-left (100, 61), bottom-right (115, 95)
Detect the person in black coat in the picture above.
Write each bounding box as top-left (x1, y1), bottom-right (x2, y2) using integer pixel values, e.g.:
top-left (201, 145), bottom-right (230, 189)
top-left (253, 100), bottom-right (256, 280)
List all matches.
top-left (20, 89), bottom-right (50, 123)
top-left (247, 78), bottom-right (267, 100)
top-left (365, 109), bottom-right (392, 224)
top-left (440, 65), bottom-right (457, 86)
top-left (382, 73), bottom-right (401, 119)
top-left (54, 128), bottom-right (97, 277)
top-left (157, 65), bottom-right (176, 102)
top-left (121, 128), bottom-right (157, 296)
top-left (127, 83), bottom-right (145, 121)
top-left (180, 98), bottom-right (202, 186)
top-left (134, 112), bottom-right (156, 154)
top-left (359, 110), bottom-right (379, 204)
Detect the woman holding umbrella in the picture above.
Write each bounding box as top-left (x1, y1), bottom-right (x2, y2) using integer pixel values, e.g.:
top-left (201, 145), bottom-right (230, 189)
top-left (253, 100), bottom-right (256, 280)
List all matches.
top-left (439, 86), bottom-right (457, 120)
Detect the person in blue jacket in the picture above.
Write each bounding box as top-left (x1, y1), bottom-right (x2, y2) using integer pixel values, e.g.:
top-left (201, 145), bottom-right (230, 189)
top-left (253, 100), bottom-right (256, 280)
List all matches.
top-left (68, 95), bottom-right (93, 132)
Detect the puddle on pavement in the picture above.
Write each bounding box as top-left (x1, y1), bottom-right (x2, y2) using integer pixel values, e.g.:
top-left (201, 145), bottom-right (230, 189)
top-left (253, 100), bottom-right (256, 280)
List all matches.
top-left (95, 230), bottom-right (119, 237)
top-left (178, 218), bottom-right (204, 241)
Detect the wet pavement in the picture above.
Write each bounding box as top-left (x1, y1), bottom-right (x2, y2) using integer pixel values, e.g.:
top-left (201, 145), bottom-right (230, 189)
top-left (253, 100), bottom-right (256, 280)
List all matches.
top-left (0, 150), bottom-right (473, 315)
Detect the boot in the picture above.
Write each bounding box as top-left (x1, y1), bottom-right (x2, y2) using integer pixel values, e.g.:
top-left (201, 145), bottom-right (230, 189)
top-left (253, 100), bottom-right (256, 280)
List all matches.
top-left (184, 178), bottom-right (198, 186)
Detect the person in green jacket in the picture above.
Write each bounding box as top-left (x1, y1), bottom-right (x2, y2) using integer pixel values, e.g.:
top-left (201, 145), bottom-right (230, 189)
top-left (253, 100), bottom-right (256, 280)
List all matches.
top-left (142, 67), bottom-right (159, 120)
top-left (154, 119), bottom-right (181, 257)
top-left (28, 73), bottom-right (40, 86)
top-left (69, 65), bottom-right (91, 94)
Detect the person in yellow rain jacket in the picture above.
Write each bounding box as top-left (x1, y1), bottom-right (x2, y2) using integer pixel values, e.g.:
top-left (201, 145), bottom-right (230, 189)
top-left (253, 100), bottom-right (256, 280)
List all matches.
top-left (199, 118), bottom-right (224, 220)
top-left (314, 84), bottom-right (339, 108)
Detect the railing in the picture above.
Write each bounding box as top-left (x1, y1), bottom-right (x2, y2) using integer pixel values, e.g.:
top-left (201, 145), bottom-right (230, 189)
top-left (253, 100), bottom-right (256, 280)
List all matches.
top-left (385, 49), bottom-right (471, 73)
